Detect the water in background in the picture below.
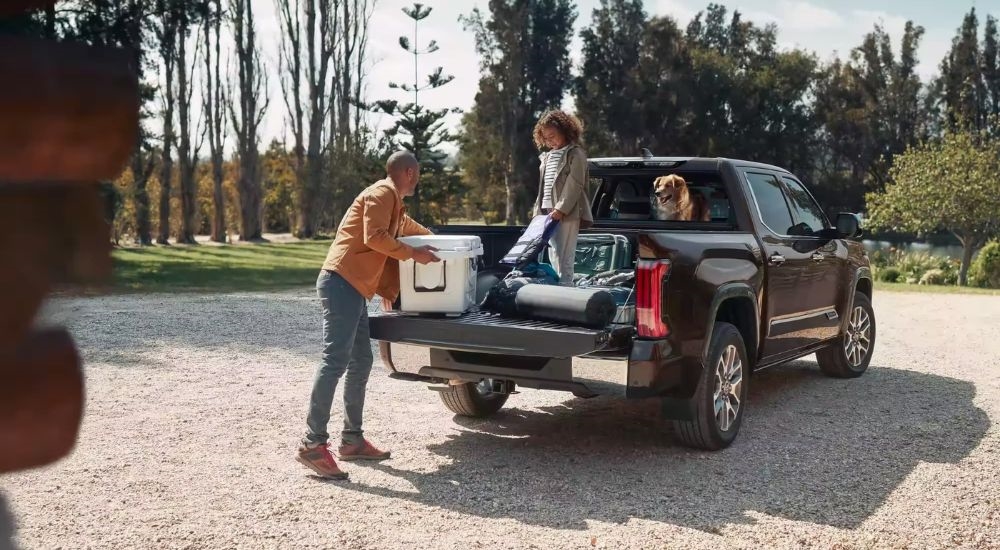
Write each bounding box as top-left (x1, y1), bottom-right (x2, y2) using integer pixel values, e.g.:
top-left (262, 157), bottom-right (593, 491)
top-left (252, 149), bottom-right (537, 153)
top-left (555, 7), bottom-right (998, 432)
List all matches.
top-left (862, 240), bottom-right (965, 259)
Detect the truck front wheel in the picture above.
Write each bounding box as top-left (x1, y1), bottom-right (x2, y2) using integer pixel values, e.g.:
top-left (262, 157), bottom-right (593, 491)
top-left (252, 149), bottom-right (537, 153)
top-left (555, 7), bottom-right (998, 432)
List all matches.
top-left (438, 379), bottom-right (510, 418)
top-left (670, 322), bottom-right (749, 451)
top-left (816, 292), bottom-right (875, 378)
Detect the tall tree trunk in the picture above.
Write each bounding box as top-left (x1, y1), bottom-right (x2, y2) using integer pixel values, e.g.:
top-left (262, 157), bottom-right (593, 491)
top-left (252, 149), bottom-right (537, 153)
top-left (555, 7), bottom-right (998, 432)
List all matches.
top-left (277, 0), bottom-right (308, 238)
top-left (131, 143), bottom-right (154, 245)
top-left (157, 56), bottom-right (175, 245)
top-left (238, 149), bottom-right (263, 241)
top-left (155, 3), bottom-right (178, 245)
top-left (232, 0), bottom-right (267, 241)
top-left (204, 0), bottom-right (226, 243)
top-left (176, 11), bottom-right (199, 244)
top-left (959, 235), bottom-right (978, 287)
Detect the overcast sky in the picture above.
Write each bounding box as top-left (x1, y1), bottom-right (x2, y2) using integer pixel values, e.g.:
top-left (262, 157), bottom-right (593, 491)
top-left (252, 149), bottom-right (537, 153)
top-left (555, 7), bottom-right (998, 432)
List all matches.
top-left (246, 0), bottom-right (993, 153)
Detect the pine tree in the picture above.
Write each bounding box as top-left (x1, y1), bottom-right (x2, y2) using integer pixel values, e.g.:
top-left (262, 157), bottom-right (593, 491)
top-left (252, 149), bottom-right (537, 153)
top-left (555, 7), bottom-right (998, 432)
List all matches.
top-left (371, 2), bottom-right (460, 224)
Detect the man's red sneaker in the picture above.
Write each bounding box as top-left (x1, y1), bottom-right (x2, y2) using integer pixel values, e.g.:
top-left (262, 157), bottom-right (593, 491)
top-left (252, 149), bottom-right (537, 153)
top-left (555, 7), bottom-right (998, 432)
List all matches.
top-left (338, 439), bottom-right (391, 461)
top-left (296, 443), bottom-right (349, 480)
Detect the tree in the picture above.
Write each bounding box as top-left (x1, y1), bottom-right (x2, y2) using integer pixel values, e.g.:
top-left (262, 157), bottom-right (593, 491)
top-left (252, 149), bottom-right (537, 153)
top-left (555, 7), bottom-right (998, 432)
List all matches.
top-left (931, 8), bottom-right (1000, 136)
top-left (174, 4), bottom-right (203, 244)
top-left (202, 0), bottom-right (228, 243)
top-left (371, 2), bottom-right (459, 224)
top-left (574, 0), bottom-right (650, 156)
top-left (327, 0), bottom-right (376, 229)
top-left (230, 0), bottom-right (267, 241)
top-left (460, 0), bottom-right (577, 224)
top-left (813, 22), bottom-right (928, 213)
top-left (866, 131), bottom-right (1000, 285)
top-left (276, 0), bottom-right (335, 239)
top-left (155, 1), bottom-right (178, 244)
top-left (277, 0), bottom-right (376, 237)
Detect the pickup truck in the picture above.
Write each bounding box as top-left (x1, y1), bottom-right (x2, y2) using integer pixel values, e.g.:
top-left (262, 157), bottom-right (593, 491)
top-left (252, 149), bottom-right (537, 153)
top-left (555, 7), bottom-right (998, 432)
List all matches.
top-left (370, 155), bottom-right (875, 450)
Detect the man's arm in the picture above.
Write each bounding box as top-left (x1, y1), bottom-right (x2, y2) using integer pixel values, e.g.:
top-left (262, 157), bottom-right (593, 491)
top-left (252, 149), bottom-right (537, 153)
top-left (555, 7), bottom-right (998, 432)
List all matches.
top-left (399, 213), bottom-right (433, 237)
top-left (362, 188), bottom-right (414, 261)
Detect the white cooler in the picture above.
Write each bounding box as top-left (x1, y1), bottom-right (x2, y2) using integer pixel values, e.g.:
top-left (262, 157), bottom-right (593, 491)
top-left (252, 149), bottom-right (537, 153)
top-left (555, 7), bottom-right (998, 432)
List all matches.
top-left (397, 235), bottom-right (484, 315)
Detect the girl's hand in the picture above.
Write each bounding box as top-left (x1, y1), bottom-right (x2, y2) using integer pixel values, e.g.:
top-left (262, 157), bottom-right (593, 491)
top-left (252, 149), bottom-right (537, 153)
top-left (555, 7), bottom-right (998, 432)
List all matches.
top-left (550, 210), bottom-right (565, 221)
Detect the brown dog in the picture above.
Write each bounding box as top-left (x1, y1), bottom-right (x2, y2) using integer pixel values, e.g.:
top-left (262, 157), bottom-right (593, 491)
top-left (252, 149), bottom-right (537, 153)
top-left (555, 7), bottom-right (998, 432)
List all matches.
top-left (650, 174), bottom-right (711, 222)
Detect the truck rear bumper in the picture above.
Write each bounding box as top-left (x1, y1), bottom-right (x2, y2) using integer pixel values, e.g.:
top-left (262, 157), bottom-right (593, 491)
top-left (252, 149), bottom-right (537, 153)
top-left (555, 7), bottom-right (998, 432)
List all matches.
top-left (378, 340), bottom-right (679, 398)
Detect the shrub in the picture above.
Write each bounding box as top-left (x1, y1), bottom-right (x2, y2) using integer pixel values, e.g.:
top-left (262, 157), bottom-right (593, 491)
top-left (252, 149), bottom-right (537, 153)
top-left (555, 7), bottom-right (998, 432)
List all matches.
top-left (970, 241), bottom-right (1000, 288)
top-left (877, 266), bottom-right (902, 283)
top-left (895, 251), bottom-right (940, 281)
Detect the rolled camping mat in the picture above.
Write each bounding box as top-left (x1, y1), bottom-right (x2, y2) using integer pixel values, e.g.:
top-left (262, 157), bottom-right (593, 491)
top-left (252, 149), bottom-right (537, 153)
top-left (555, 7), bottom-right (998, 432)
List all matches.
top-left (514, 284), bottom-right (617, 328)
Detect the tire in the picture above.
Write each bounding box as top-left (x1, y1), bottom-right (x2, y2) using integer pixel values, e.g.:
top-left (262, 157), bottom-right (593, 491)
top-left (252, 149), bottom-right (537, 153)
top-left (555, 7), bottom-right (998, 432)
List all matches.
top-left (817, 292), bottom-right (876, 378)
top-left (439, 380), bottom-right (510, 418)
top-left (670, 322), bottom-right (749, 451)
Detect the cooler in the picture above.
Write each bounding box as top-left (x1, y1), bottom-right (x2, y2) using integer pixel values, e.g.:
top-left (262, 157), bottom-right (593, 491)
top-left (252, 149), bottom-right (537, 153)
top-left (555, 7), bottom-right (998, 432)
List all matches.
top-left (397, 235), bottom-right (484, 315)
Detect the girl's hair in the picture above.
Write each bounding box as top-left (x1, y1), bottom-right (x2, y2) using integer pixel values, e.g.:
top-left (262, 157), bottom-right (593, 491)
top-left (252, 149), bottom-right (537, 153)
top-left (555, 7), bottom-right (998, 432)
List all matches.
top-left (532, 110), bottom-right (584, 150)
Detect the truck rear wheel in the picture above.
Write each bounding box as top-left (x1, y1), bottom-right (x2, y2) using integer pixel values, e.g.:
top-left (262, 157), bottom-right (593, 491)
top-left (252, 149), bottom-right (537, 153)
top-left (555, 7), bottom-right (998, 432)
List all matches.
top-left (816, 292), bottom-right (875, 378)
top-left (439, 380), bottom-right (510, 418)
top-left (670, 322), bottom-right (749, 451)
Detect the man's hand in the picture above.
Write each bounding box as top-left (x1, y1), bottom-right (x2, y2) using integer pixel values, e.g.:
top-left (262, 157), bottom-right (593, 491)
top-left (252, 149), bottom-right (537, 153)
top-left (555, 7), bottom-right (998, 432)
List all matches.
top-left (411, 245), bottom-right (440, 265)
top-left (550, 209), bottom-right (565, 221)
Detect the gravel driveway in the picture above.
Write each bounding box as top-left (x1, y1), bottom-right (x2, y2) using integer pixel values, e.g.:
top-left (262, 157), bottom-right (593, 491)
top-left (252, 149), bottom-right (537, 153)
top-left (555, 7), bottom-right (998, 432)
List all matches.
top-left (2, 290), bottom-right (998, 549)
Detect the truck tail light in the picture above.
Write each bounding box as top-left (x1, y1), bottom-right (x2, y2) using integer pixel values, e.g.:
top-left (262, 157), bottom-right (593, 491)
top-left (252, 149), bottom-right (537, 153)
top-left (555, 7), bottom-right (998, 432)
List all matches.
top-left (636, 259), bottom-right (671, 338)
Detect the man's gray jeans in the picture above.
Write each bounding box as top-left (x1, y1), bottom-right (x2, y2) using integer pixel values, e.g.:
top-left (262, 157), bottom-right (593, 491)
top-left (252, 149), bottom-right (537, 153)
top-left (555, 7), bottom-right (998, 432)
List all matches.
top-left (304, 270), bottom-right (372, 447)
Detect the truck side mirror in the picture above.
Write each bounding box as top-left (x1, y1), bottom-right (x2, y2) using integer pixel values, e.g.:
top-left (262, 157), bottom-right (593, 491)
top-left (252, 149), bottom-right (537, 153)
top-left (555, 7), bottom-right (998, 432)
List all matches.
top-left (836, 213), bottom-right (861, 239)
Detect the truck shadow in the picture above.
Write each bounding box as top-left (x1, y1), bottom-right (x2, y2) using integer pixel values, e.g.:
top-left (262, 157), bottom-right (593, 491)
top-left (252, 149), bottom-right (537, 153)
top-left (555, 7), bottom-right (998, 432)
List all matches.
top-left (342, 362), bottom-right (990, 531)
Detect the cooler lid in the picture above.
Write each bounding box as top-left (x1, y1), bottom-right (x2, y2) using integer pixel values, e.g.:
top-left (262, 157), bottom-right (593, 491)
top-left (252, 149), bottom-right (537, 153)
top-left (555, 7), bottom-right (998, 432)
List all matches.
top-left (398, 235), bottom-right (483, 256)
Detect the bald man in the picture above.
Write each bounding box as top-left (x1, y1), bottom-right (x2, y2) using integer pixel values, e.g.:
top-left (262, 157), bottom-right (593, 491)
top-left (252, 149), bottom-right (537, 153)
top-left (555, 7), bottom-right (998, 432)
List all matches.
top-left (297, 151), bottom-right (439, 480)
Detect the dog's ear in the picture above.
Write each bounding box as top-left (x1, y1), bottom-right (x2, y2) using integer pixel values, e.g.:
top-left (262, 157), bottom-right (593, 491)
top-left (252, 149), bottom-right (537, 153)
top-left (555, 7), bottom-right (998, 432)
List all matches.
top-left (669, 174), bottom-right (687, 187)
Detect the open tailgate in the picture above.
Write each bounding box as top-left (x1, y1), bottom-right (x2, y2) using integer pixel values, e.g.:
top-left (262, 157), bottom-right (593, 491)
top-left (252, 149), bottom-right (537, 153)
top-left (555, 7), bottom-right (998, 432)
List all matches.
top-left (369, 311), bottom-right (632, 358)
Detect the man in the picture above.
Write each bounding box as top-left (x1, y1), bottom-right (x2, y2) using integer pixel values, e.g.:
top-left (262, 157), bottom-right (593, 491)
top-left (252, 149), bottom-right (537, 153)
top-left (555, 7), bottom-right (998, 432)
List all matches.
top-left (296, 151), bottom-right (438, 480)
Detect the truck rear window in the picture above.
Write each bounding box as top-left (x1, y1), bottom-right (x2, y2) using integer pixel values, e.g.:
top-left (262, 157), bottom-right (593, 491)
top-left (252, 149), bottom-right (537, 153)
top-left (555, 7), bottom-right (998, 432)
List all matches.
top-left (592, 171), bottom-right (732, 224)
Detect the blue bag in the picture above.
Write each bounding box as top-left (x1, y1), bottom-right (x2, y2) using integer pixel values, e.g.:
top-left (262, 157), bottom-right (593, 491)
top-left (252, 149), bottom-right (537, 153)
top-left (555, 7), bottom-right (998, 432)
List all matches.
top-left (499, 214), bottom-right (560, 269)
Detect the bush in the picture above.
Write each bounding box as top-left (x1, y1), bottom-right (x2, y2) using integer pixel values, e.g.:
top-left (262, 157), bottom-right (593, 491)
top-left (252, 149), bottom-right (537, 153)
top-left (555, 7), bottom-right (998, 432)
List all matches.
top-left (970, 241), bottom-right (1000, 288)
top-left (895, 251), bottom-right (940, 281)
top-left (877, 266), bottom-right (902, 283)
top-left (871, 248), bottom-right (961, 285)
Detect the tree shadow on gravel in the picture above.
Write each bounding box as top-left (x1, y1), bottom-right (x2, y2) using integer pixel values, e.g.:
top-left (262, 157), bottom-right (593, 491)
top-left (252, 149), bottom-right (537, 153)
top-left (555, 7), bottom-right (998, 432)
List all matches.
top-left (341, 362), bottom-right (990, 532)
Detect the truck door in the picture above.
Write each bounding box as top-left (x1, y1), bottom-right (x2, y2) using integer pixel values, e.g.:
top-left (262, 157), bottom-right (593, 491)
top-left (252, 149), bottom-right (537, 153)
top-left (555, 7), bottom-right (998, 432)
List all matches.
top-left (779, 175), bottom-right (846, 344)
top-left (742, 171), bottom-right (821, 358)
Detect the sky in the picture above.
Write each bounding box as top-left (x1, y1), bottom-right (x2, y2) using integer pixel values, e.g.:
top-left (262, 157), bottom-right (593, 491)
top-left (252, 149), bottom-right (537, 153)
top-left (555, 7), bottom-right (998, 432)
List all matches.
top-left (248, 0), bottom-right (997, 153)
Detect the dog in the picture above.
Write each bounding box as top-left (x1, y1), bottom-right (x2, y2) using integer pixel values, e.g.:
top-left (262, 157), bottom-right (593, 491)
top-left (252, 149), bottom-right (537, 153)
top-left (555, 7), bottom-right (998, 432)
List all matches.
top-left (650, 174), bottom-right (711, 222)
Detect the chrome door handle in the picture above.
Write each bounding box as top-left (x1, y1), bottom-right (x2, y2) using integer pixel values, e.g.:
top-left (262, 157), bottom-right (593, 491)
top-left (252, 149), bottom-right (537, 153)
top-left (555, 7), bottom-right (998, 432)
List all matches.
top-left (811, 252), bottom-right (824, 262)
top-left (769, 253), bottom-right (786, 266)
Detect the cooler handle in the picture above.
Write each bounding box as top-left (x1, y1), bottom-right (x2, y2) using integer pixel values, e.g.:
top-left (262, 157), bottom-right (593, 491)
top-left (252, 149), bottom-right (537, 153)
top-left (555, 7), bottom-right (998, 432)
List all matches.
top-left (413, 260), bottom-right (447, 293)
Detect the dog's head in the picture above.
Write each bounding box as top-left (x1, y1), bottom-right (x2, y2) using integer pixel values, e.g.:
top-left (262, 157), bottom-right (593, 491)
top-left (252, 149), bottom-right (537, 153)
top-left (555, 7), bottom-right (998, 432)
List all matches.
top-left (651, 174), bottom-right (689, 206)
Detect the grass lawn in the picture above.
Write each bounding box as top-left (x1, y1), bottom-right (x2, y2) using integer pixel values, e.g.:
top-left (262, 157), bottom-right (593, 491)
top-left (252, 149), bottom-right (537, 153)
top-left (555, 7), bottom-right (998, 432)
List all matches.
top-left (874, 281), bottom-right (1000, 296)
top-left (109, 241), bottom-right (333, 293)
top-left (94, 241), bottom-right (1000, 296)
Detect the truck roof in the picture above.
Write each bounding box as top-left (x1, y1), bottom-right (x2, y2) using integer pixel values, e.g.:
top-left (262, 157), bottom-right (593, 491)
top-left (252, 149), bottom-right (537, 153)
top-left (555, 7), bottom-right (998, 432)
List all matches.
top-left (588, 156), bottom-right (791, 175)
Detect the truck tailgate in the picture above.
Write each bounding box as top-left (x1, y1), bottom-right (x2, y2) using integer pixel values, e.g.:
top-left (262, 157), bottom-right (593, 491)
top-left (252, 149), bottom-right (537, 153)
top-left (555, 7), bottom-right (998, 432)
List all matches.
top-left (369, 311), bottom-right (633, 357)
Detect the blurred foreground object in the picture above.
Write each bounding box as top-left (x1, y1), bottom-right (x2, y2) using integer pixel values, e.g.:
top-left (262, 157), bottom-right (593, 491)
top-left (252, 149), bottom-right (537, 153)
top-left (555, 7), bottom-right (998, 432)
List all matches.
top-left (0, 10), bottom-right (138, 474)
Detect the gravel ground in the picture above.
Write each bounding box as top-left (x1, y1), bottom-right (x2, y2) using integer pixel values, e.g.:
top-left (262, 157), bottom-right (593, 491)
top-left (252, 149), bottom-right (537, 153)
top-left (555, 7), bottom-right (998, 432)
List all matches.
top-left (2, 290), bottom-right (999, 549)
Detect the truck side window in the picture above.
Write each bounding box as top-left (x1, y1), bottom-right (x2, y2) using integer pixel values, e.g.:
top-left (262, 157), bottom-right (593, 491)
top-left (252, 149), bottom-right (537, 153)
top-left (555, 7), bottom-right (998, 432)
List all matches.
top-left (745, 172), bottom-right (794, 235)
top-left (781, 177), bottom-right (828, 235)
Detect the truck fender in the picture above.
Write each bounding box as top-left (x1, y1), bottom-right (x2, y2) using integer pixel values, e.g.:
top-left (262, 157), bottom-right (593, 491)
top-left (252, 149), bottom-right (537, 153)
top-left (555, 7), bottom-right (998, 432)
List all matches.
top-left (700, 283), bottom-right (760, 368)
top-left (662, 284), bottom-right (759, 422)
top-left (840, 267), bottom-right (873, 334)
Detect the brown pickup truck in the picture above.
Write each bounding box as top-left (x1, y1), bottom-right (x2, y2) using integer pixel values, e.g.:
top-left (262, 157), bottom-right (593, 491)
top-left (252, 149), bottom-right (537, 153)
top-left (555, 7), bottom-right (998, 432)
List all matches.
top-left (370, 156), bottom-right (875, 450)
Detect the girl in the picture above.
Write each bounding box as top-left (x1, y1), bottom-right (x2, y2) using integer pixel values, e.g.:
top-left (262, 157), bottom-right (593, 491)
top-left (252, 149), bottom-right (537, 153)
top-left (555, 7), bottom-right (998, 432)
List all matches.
top-left (532, 110), bottom-right (593, 285)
